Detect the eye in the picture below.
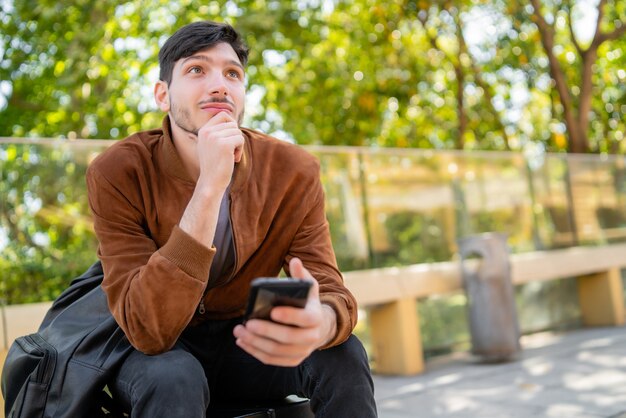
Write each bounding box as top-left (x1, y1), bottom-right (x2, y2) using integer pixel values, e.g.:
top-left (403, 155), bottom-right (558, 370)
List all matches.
top-left (188, 66), bottom-right (203, 74)
top-left (227, 69), bottom-right (242, 79)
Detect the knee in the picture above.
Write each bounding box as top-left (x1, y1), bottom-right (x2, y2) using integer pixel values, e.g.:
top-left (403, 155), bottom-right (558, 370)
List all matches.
top-left (309, 335), bottom-right (372, 377)
top-left (129, 350), bottom-right (208, 401)
top-left (330, 335), bottom-right (370, 368)
top-left (302, 335), bottom-right (374, 406)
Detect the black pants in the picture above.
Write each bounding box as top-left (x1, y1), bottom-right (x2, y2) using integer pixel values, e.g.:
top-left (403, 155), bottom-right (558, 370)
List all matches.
top-left (109, 318), bottom-right (377, 417)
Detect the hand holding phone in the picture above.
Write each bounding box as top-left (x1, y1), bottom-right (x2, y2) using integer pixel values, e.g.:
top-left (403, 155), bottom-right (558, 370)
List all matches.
top-left (244, 277), bottom-right (312, 322)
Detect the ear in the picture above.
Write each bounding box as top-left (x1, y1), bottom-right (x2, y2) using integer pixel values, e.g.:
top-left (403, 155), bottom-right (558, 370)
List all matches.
top-left (154, 80), bottom-right (170, 112)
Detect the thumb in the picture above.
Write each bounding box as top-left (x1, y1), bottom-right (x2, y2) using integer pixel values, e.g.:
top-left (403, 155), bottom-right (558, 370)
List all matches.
top-left (289, 257), bottom-right (318, 301)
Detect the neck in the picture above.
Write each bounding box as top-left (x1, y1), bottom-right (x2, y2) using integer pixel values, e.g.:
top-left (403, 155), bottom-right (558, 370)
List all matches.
top-left (169, 117), bottom-right (201, 181)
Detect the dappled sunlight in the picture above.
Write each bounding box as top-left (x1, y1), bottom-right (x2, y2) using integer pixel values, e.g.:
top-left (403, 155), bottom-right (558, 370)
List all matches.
top-left (564, 369), bottom-right (626, 391)
top-left (431, 373), bottom-right (462, 387)
top-left (578, 391), bottom-right (626, 409)
top-left (521, 357), bottom-right (554, 376)
top-left (512, 380), bottom-right (542, 400)
top-left (545, 404), bottom-right (587, 417)
top-left (577, 350), bottom-right (626, 368)
top-left (439, 395), bottom-right (482, 413)
top-left (394, 382), bottom-right (425, 396)
top-left (452, 385), bottom-right (512, 398)
top-left (373, 327), bottom-right (626, 416)
top-left (579, 337), bottom-right (614, 349)
top-left (519, 331), bottom-right (564, 349)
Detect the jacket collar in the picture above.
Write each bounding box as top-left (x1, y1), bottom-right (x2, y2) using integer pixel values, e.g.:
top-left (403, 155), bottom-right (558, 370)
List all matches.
top-left (159, 115), bottom-right (251, 194)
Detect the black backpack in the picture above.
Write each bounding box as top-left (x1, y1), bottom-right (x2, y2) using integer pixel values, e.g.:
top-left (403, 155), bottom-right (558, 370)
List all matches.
top-left (1, 261), bottom-right (133, 417)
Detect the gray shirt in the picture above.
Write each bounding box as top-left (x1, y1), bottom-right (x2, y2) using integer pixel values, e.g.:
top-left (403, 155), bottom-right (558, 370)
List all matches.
top-left (208, 186), bottom-right (235, 287)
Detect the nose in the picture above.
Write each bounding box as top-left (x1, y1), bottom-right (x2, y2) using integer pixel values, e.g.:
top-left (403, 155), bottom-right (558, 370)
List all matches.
top-left (206, 71), bottom-right (228, 97)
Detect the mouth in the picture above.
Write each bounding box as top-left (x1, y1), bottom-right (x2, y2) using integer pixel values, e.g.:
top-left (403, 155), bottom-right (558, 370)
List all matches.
top-left (199, 102), bottom-right (234, 114)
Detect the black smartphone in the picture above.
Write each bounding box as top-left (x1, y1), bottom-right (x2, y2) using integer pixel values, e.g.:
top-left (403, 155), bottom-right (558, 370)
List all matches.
top-left (244, 277), bottom-right (312, 322)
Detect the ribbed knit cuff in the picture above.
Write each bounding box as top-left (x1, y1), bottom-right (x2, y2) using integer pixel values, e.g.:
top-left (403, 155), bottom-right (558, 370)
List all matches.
top-left (158, 225), bottom-right (215, 281)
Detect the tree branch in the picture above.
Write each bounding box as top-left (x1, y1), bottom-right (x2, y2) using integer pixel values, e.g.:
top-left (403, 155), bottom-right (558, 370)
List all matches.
top-left (575, 0), bottom-right (625, 154)
top-left (582, 0), bottom-right (626, 53)
top-left (529, 0), bottom-right (571, 104)
top-left (597, 23), bottom-right (626, 44)
top-left (416, 6), bottom-right (466, 149)
top-left (416, 9), bottom-right (443, 56)
top-left (455, 11), bottom-right (511, 150)
top-left (0, 211), bottom-right (62, 261)
top-left (565, 0), bottom-right (583, 55)
top-left (590, 0), bottom-right (607, 49)
top-left (529, 0), bottom-right (582, 152)
top-left (529, 0), bottom-right (550, 34)
top-left (453, 11), bottom-right (467, 150)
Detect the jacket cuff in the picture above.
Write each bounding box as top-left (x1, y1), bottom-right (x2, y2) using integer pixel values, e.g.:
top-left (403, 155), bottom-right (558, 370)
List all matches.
top-left (158, 225), bottom-right (215, 281)
top-left (318, 294), bottom-right (353, 349)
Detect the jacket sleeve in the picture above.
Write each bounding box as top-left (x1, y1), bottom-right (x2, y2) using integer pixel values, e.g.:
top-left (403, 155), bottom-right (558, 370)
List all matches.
top-left (284, 167), bottom-right (358, 349)
top-left (86, 164), bottom-right (215, 354)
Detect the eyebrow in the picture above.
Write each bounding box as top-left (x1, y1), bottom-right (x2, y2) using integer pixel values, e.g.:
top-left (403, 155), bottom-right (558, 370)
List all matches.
top-left (180, 54), bottom-right (244, 72)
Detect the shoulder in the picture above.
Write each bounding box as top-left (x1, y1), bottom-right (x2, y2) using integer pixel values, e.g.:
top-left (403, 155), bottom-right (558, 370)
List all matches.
top-left (87, 128), bottom-right (162, 183)
top-left (240, 128), bottom-right (323, 206)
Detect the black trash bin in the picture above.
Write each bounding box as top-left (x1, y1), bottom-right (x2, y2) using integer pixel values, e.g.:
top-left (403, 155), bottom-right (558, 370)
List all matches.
top-left (458, 232), bottom-right (520, 362)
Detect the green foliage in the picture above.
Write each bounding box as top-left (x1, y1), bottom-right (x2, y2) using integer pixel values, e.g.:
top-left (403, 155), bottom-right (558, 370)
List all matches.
top-left (1, 0), bottom-right (623, 151)
top-left (0, 143), bottom-right (101, 304)
top-left (418, 294), bottom-right (471, 358)
top-left (377, 210), bottom-right (452, 266)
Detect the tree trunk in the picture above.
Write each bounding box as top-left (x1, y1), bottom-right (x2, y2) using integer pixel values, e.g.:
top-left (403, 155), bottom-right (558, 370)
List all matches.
top-left (455, 64), bottom-right (466, 150)
top-left (529, 0), bottom-right (584, 152)
top-left (532, 0), bottom-right (626, 153)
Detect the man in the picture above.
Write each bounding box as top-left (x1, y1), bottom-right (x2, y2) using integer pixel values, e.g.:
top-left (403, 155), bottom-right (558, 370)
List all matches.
top-left (86, 20), bottom-right (377, 417)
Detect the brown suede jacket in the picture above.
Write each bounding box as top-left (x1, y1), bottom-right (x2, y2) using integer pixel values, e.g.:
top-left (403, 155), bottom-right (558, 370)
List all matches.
top-left (86, 117), bottom-right (357, 354)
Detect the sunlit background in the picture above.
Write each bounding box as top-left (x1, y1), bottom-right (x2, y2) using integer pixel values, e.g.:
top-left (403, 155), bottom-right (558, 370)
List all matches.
top-left (1, 0), bottom-right (625, 373)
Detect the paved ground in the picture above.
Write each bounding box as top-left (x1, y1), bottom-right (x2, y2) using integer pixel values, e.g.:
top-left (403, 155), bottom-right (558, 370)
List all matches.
top-left (373, 326), bottom-right (626, 418)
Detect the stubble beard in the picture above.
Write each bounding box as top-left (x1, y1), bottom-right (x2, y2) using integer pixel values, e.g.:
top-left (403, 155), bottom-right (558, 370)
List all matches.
top-left (170, 98), bottom-right (245, 137)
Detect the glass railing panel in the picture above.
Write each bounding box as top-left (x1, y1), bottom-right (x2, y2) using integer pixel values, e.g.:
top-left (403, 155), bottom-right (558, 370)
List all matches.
top-left (356, 150), bottom-right (455, 268)
top-left (531, 153), bottom-right (626, 248)
top-left (2, 138), bottom-right (625, 357)
top-left (315, 149), bottom-right (370, 271)
top-left (526, 154), bottom-right (571, 248)
top-left (570, 155), bottom-right (626, 245)
top-left (451, 152), bottom-right (535, 253)
top-left (516, 278), bottom-right (581, 335)
top-left (1, 139), bottom-right (109, 304)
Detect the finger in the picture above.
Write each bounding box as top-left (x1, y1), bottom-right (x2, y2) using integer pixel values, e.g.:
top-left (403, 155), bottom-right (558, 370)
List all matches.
top-left (196, 128), bottom-right (244, 158)
top-left (288, 259), bottom-right (320, 310)
top-left (267, 305), bottom-right (316, 330)
top-left (198, 124), bottom-right (240, 140)
top-left (235, 322), bottom-right (308, 357)
top-left (243, 318), bottom-right (296, 344)
top-left (249, 318), bottom-right (320, 351)
top-left (204, 128), bottom-right (243, 141)
top-left (235, 338), bottom-right (304, 367)
top-left (196, 112), bottom-right (238, 139)
top-left (239, 334), bottom-right (311, 365)
top-left (289, 257), bottom-right (314, 280)
top-left (207, 109), bottom-right (236, 126)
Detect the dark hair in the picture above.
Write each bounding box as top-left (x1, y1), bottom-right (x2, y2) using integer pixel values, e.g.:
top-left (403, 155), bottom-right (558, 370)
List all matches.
top-left (158, 21), bottom-right (249, 85)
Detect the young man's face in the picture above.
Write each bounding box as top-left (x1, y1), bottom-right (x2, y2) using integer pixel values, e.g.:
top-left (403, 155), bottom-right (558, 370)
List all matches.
top-left (157, 42), bottom-right (246, 134)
